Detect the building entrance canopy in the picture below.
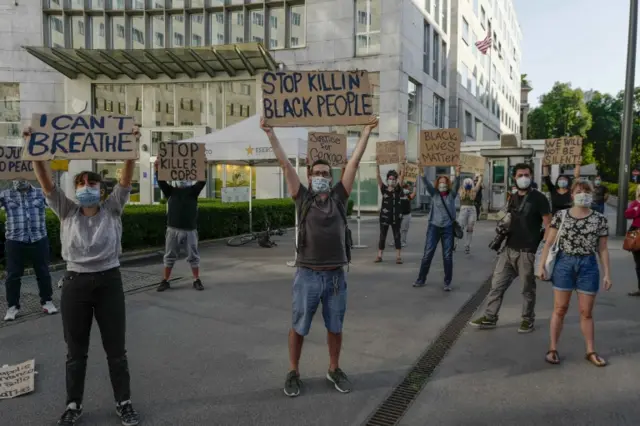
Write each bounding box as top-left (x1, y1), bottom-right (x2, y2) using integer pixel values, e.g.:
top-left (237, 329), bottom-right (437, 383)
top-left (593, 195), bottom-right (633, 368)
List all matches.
top-left (23, 42), bottom-right (277, 80)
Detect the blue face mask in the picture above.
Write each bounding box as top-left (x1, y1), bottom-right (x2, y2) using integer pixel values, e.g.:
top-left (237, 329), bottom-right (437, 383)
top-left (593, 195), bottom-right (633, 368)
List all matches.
top-left (311, 176), bottom-right (331, 193)
top-left (464, 184), bottom-right (473, 190)
top-left (557, 180), bottom-right (568, 188)
top-left (12, 180), bottom-right (29, 191)
top-left (76, 187), bottom-right (101, 207)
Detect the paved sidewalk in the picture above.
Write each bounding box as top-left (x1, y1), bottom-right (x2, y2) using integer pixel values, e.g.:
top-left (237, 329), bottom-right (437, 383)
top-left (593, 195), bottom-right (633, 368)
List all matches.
top-left (0, 216), bottom-right (497, 426)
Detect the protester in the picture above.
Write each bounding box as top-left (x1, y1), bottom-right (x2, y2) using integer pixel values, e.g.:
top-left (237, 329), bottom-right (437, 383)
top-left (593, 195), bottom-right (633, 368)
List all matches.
top-left (470, 163), bottom-right (551, 332)
top-left (154, 160), bottom-right (206, 292)
top-left (27, 126), bottom-right (141, 426)
top-left (414, 166), bottom-right (461, 291)
top-left (375, 161), bottom-right (405, 263)
top-left (0, 179), bottom-right (56, 321)
top-left (507, 184), bottom-right (518, 203)
top-left (538, 181), bottom-right (611, 366)
top-left (473, 175), bottom-right (483, 219)
top-left (624, 185), bottom-right (640, 297)
top-left (457, 175), bottom-right (483, 254)
top-left (542, 165), bottom-right (581, 214)
top-left (261, 116), bottom-right (378, 397)
top-left (592, 175), bottom-right (609, 213)
top-left (400, 181), bottom-right (417, 247)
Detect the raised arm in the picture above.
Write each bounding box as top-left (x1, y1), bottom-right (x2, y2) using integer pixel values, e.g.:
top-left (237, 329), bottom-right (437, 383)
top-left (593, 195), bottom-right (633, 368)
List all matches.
top-left (154, 160), bottom-right (173, 198)
top-left (260, 118), bottom-right (301, 199)
top-left (342, 116), bottom-right (379, 195)
top-left (398, 159), bottom-right (406, 186)
top-left (375, 159), bottom-right (383, 187)
top-left (474, 174), bottom-right (483, 191)
top-left (542, 166), bottom-right (555, 191)
top-left (421, 175), bottom-right (435, 196)
top-left (117, 125), bottom-right (140, 188)
top-left (573, 163), bottom-right (581, 180)
top-left (452, 166), bottom-right (461, 193)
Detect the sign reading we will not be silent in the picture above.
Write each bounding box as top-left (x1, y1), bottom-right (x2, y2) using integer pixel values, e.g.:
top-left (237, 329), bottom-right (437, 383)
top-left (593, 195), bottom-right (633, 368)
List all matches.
top-left (262, 70), bottom-right (374, 127)
top-left (543, 137), bottom-right (583, 166)
top-left (419, 128), bottom-right (461, 166)
top-left (0, 146), bottom-right (34, 180)
top-left (158, 142), bottom-right (206, 182)
top-left (22, 114), bottom-right (138, 161)
top-left (307, 132), bottom-right (347, 167)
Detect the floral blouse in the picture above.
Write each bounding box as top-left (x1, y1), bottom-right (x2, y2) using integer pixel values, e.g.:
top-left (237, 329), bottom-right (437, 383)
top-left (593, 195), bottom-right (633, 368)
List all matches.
top-left (550, 210), bottom-right (608, 256)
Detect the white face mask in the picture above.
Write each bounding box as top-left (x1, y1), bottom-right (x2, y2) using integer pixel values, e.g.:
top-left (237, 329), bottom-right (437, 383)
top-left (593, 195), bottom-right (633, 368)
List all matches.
top-left (511, 188), bottom-right (518, 194)
top-left (438, 183), bottom-right (448, 192)
top-left (574, 192), bottom-right (593, 207)
top-left (387, 179), bottom-right (397, 187)
top-left (516, 176), bottom-right (531, 190)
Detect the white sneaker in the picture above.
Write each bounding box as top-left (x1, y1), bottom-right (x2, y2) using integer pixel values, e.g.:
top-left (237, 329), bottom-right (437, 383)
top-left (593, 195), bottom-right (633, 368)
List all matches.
top-left (42, 301), bottom-right (58, 315)
top-left (4, 306), bottom-right (19, 321)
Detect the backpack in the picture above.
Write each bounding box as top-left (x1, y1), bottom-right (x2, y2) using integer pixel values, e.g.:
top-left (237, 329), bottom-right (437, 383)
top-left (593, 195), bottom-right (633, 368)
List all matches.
top-left (297, 193), bottom-right (352, 264)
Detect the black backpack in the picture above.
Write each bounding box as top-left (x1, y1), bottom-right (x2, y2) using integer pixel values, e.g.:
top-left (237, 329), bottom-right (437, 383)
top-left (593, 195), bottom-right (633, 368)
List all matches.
top-left (297, 194), bottom-right (352, 263)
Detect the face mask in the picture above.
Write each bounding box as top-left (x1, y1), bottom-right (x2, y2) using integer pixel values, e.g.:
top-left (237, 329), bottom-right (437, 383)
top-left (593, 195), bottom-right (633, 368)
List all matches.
top-left (387, 179), bottom-right (397, 187)
top-left (573, 192), bottom-right (593, 207)
top-left (557, 180), bottom-right (568, 188)
top-left (311, 176), bottom-right (331, 193)
top-left (76, 187), bottom-right (101, 207)
top-left (511, 188), bottom-right (518, 194)
top-left (403, 189), bottom-right (410, 195)
top-left (172, 181), bottom-right (190, 188)
top-left (464, 184), bottom-right (473, 190)
top-left (438, 183), bottom-right (448, 192)
top-left (516, 177), bottom-right (531, 189)
top-left (12, 180), bottom-right (29, 191)
top-left (594, 180), bottom-right (601, 186)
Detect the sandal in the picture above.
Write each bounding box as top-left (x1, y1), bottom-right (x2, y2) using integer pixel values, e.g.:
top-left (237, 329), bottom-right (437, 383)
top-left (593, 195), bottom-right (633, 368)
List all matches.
top-left (628, 291), bottom-right (640, 297)
top-left (545, 350), bottom-right (560, 365)
top-left (374, 257), bottom-right (382, 263)
top-left (396, 258), bottom-right (403, 264)
top-left (585, 352), bottom-right (607, 367)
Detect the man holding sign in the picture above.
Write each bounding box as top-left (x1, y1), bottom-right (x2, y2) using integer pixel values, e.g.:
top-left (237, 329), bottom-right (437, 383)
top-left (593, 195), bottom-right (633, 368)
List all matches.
top-left (261, 115), bottom-right (378, 398)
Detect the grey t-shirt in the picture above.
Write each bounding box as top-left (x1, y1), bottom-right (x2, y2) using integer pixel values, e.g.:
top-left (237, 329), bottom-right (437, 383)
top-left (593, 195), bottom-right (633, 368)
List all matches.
top-left (46, 184), bottom-right (131, 273)
top-left (295, 182), bottom-right (348, 269)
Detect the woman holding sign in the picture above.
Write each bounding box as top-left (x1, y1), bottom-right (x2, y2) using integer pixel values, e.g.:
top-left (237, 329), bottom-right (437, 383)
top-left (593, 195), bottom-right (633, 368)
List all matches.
top-left (374, 159), bottom-right (405, 264)
top-left (25, 126), bottom-right (141, 426)
top-left (457, 175), bottom-right (483, 254)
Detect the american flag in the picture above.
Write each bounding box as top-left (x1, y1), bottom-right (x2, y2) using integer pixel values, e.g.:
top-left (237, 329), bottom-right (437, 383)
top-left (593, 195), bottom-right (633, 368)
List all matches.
top-left (475, 30), bottom-right (492, 55)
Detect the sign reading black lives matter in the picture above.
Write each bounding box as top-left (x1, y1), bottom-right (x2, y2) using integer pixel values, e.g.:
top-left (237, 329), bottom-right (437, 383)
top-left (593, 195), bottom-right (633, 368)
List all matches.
top-left (307, 132), bottom-right (347, 166)
top-left (419, 128), bottom-right (462, 166)
top-left (262, 70), bottom-right (374, 127)
top-left (0, 359), bottom-right (35, 399)
top-left (21, 114), bottom-right (138, 161)
top-left (0, 146), bottom-right (35, 180)
top-left (158, 141), bottom-right (206, 182)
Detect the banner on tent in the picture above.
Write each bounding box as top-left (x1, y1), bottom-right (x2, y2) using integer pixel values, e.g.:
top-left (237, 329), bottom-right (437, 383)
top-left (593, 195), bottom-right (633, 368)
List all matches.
top-left (158, 142), bottom-right (206, 181)
top-left (0, 146), bottom-right (35, 180)
top-left (261, 70), bottom-right (374, 127)
top-left (307, 132), bottom-right (347, 166)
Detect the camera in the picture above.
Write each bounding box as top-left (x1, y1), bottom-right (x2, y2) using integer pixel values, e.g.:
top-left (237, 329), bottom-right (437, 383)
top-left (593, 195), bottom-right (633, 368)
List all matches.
top-left (488, 212), bottom-right (512, 252)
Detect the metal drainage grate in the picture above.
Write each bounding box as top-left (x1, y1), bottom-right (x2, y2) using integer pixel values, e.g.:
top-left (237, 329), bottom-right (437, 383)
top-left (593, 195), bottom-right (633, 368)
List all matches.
top-left (363, 272), bottom-right (494, 426)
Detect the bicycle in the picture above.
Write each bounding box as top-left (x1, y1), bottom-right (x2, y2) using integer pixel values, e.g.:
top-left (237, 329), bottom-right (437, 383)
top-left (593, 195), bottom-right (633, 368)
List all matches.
top-left (227, 223), bottom-right (286, 247)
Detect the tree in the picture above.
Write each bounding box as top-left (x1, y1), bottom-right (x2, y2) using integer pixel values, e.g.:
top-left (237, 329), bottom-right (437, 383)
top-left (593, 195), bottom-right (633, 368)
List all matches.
top-left (585, 91), bottom-right (622, 179)
top-left (521, 74), bottom-right (530, 87)
top-left (527, 82), bottom-right (592, 140)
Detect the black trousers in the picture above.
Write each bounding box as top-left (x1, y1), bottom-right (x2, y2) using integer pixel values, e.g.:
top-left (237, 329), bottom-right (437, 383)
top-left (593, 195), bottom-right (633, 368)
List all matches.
top-left (633, 251), bottom-right (640, 291)
top-left (61, 267), bottom-right (131, 405)
top-left (379, 222), bottom-right (401, 250)
top-left (5, 237), bottom-right (52, 309)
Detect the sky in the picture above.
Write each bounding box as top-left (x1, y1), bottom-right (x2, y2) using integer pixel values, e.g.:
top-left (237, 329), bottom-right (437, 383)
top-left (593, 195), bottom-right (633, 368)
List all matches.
top-left (514, 0), bottom-right (633, 107)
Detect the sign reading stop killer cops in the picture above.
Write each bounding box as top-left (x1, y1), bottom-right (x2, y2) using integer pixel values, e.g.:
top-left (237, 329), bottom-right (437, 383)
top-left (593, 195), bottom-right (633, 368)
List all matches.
top-left (22, 113), bottom-right (138, 161)
top-left (158, 141), bottom-right (206, 182)
top-left (262, 70), bottom-right (374, 127)
top-left (0, 146), bottom-right (35, 180)
top-left (419, 128), bottom-right (461, 166)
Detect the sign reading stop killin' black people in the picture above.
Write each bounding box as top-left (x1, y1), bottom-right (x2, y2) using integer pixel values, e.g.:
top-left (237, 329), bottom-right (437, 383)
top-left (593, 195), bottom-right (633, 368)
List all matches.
top-left (419, 128), bottom-right (462, 166)
top-left (22, 114), bottom-right (138, 161)
top-left (158, 141), bottom-right (206, 182)
top-left (262, 70), bottom-right (374, 127)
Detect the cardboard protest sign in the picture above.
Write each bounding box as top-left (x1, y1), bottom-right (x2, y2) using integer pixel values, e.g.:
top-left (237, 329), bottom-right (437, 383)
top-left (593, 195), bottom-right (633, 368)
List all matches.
top-left (460, 153), bottom-right (485, 175)
top-left (543, 137), bottom-right (583, 165)
top-left (419, 128), bottom-right (461, 166)
top-left (404, 162), bottom-right (420, 182)
top-left (0, 146), bottom-right (34, 180)
top-left (262, 70), bottom-right (374, 127)
top-left (0, 359), bottom-right (35, 399)
top-left (158, 141), bottom-right (206, 182)
top-left (307, 132), bottom-right (347, 166)
top-left (22, 114), bottom-right (138, 161)
top-left (376, 141), bottom-right (406, 165)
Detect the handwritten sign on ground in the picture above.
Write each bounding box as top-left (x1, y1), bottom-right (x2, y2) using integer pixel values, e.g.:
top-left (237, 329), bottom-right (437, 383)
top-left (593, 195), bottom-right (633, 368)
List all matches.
top-left (460, 154), bottom-right (485, 175)
top-left (0, 146), bottom-right (34, 180)
top-left (419, 128), bottom-right (461, 166)
top-left (376, 141), bottom-right (405, 165)
top-left (22, 114), bottom-right (137, 161)
top-left (307, 132), bottom-right (347, 166)
top-left (262, 70), bottom-right (374, 127)
top-left (0, 359), bottom-right (35, 399)
top-left (158, 142), bottom-right (206, 182)
top-left (543, 137), bottom-right (583, 165)
top-left (404, 163), bottom-right (420, 182)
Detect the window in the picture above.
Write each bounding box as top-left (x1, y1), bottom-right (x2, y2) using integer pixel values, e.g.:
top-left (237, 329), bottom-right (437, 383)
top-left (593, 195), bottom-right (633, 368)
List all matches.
top-left (231, 11), bottom-right (244, 43)
top-left (132, 16), bottom-right (144, 49)
top-left (191, 14), bottom-right (205, 47)
top-left (433, 32), bottom-right (440, 82)
top-left (289, 5), bottom-right (305, 47)
top-left (91, 16), bottom-right (105, 48)
top-left (462, 18), bottom-right (469, 44)
top-left (270, 7), bottom-right (285, 49)
top-left (355, 0), bottom-right (381, 56)
top-left (211, 13), bottom-right (224, 45)
top-left (171, 14), bottom-right (185, 47)
top-left (0, 83), bottom-right (20, 138)
top-left (292, 12), bottom-right (301, 26)
top-left (460, 64), bottom-right (468, 90)
top-left (473, 0), bottom-right (479, 16)
top-left (434, 94), bottom-right (445, 128)
top-left (423, 21), bottom-right (431, 75)
top-left (252, 11), bottom-right (264, 26)
top-left (465, 111), bottom-right (473, 137)
top-left (441, 40), bottom-right (447, 87)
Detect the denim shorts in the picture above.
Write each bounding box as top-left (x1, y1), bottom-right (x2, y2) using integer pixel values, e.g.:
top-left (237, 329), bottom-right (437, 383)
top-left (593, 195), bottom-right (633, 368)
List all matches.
top-left (292, 267), bottom-right (347, 336)
top-left (551, 252), bottom-right (600, 295)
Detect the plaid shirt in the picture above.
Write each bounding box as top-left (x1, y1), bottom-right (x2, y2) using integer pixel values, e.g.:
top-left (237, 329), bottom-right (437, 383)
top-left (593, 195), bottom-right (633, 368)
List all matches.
top-left (0, 186), bottom-right (48, 243)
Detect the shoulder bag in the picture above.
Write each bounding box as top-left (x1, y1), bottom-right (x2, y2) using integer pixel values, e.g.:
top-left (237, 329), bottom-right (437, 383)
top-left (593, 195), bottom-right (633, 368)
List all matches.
top-left (438, 192), bottom-right (464, 239)
top-left (623, 227), bottom-right (640, 251)
top-left (537, 210), bottom-right (567, 281)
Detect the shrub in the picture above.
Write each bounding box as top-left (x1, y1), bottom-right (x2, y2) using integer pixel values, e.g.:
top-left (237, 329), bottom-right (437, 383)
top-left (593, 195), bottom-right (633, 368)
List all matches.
top-left (603, 181), bottom-right (635, 201)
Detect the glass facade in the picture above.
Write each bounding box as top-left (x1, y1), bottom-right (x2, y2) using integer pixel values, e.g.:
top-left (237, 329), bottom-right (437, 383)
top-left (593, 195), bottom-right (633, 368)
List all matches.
top-left (0, 83), bottom-right (20, 139)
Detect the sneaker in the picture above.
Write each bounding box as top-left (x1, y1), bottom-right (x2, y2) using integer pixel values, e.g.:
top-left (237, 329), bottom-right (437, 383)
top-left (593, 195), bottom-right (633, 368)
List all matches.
top-left (518, 320), bottom-right (535, 334)
top-left (193, 279), bottom-right (204, 291)
top-left (156, 280), bottom-right (170, 292)
top-left (283, 370), bottom-right (302, 397)
top-left (413, 280), bottom-right (426, 288)
top-left (443, 284), bottom-right (452, 292)
top-left (3, 306), bottom-right (19, 321)
top-left (464, 246), bottom-right (470, 254)
top-left (468, 316), bottom-right (497, 329)
top-left (116, 401), bottom-right (140, 426)
top-left (326, 368), bottom-right (352, 393)
top-left (42, 301), bottom-right (58, 315)
top-left (58, 403), bottom-right (83, 425)
top-left (401, 242), bottom-right (407, 248)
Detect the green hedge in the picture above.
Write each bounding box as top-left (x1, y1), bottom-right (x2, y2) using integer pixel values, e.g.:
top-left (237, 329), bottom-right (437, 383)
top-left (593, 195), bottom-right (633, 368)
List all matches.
top-left (0, 198), bottom-right (354, 263)
top-left (603, 182), bottom-right (636, 201)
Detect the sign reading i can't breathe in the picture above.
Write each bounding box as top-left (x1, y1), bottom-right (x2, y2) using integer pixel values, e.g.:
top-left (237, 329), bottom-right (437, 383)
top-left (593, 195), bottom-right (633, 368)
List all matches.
top-left (158, 141), bottom-right (206, 182)
top-left (22, 114), bottom-right (138, 161)
top-left (0, 146), bottom-right (35, 180)
top-left (419, 128), bottom-right (461, 166)
top-left (307, 132), bottom-right (347, 166)
top-left (261, 70), bottom-right (374, 127)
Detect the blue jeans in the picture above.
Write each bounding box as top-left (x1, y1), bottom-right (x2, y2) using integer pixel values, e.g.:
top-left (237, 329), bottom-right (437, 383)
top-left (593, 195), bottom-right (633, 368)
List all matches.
top-left (5, 237), bottom-right (52, 309)
top-left (551, 252), bottom-right (600, 295)
top-left (592, 203), bottom-right (605, 214)
top-left (292, 267), bottom-right (347, 336)
top-left (416, 224), bottom-right (454, 285)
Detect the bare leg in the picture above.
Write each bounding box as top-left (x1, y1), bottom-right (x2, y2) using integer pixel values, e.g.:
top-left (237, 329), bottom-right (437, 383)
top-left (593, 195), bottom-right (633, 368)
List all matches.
top-left (327, 331), bottom-right (342, 372)
top-left (549, 290), bottom-right (572, 352)
top-left (163, 267), bottom-right (172, 281)
top-left (191, 267), bottom-right (199, 280)
top-left (288, 329), bottom-right (304, 373)
top-left (577, 292), bottom-right (597, 354)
